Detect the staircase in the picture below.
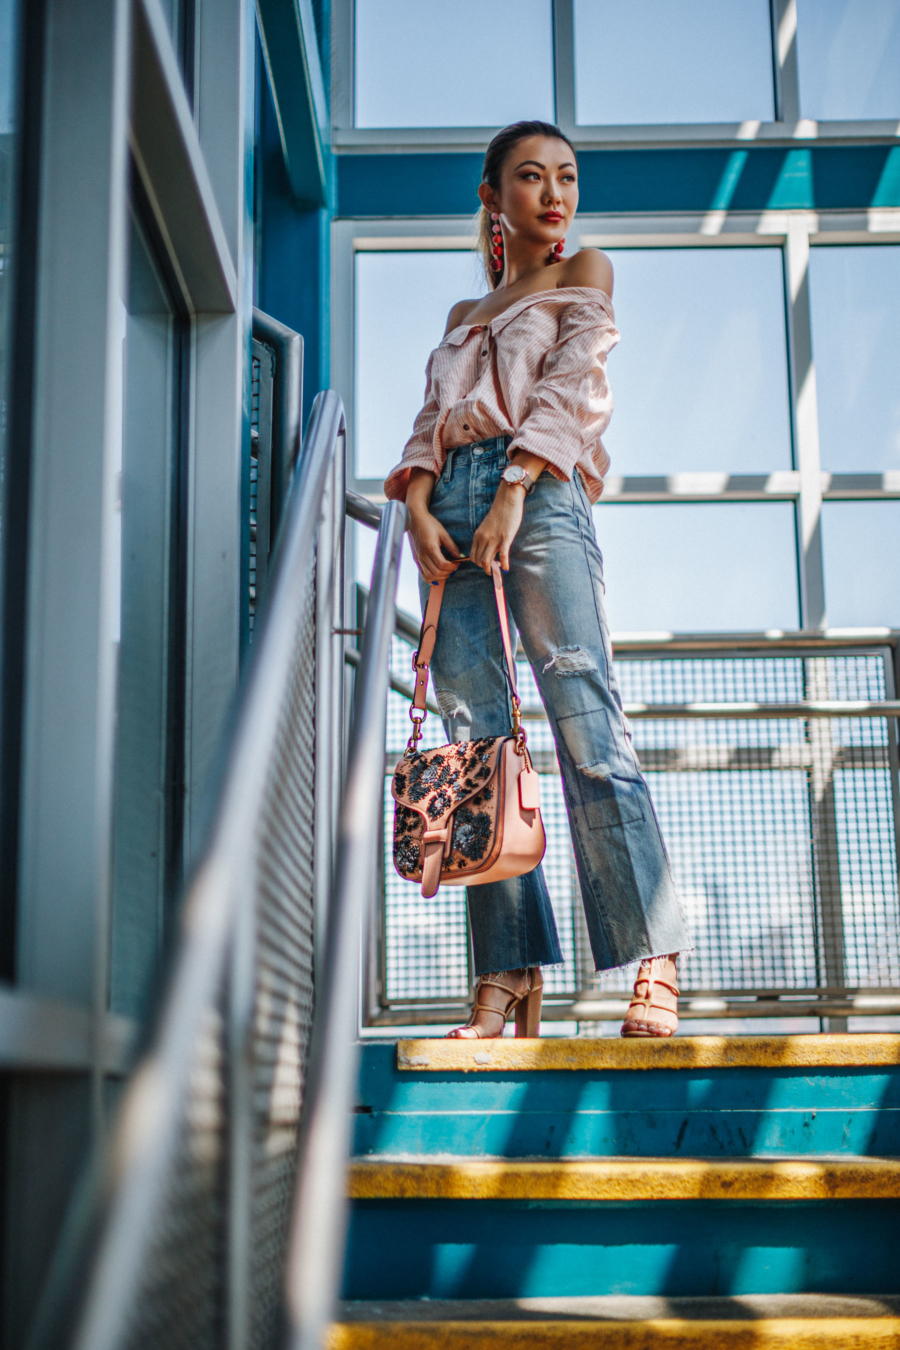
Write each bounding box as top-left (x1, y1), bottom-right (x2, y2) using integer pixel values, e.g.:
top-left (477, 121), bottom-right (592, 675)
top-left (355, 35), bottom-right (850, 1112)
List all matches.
top-left (333, 1034), bottom-right (900, 1348)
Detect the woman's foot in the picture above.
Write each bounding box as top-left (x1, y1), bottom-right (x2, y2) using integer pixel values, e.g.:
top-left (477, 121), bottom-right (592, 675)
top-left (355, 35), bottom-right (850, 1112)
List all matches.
top-left (620, 955), bottom-right (679, 1037)
top-left (447, 968), bottom-right (543, 1039)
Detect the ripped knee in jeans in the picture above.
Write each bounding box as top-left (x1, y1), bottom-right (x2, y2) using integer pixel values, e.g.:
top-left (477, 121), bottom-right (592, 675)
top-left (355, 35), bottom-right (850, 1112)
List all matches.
top-left (542, 645), bottom-right (598, 677)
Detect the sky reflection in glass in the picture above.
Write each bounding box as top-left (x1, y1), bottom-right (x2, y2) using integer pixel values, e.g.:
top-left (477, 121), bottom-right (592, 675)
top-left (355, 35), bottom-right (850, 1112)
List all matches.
top-left (354, 0), bottom-right (554, 128)
top-left (809, 245), bottom-right (900, 472)
top-left (797, 0), bottom-right (900, 120)
top-left (574, 0), bottom-right (774, 125)
top-left (355, 250), bottom-right (487, 481)
top-left (822, 502), bottom-right (900, 628)
top-left (601, 248), bottom-right (792, 475)
top-left (592, 502), bottom-right (799, 633)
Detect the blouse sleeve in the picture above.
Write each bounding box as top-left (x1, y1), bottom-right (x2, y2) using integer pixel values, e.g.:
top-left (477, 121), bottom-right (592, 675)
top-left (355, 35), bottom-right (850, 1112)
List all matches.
top-left (383, 352), bottom-right (441, 501)
top-left (506, 302), bottom-right (619, 480)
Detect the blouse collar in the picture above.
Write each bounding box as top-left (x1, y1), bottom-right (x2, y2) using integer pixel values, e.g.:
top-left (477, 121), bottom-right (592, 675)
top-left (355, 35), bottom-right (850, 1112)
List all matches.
top-left (441, 285), bottom-right (615, 346)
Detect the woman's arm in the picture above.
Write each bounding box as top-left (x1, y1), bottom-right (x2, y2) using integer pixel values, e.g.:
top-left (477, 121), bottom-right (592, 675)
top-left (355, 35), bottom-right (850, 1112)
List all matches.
top-left (400, 300), bottom-right (479, 577)
top-left (470, 263), bottom-right (617, 575)
top-left (469, 449), bottom-right (547, 574)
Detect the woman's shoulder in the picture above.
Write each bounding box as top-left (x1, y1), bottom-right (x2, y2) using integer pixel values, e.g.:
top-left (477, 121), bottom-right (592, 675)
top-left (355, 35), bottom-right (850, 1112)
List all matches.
top-left (443, 298), bottom-right (479, 336)
top-left (558, 247), bottom-right (614, 297)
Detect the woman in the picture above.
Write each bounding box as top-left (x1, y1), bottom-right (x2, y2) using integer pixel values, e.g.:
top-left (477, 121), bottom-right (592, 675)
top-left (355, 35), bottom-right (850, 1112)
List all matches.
top-left (384, 120), bottom-right (691, 1039)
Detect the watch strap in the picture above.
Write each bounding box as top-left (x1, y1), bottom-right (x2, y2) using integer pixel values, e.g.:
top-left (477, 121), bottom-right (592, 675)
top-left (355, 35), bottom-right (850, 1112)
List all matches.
top-left (502, 465), bottom-right (535, 494)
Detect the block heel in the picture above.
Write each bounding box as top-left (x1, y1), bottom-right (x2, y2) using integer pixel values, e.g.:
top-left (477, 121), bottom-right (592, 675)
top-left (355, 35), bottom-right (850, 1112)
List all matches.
top-left (515, 968), bottom-right (543, 1038)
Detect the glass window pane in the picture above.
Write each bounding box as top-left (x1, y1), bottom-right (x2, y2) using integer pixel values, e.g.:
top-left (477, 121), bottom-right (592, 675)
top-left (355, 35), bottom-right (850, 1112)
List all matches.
top-left (111, 212), bottom-right (186, 1020)
top-left (354, 0), bottom-right (554, 129)
top-left (809, 245), bottom-right (900, 473)
top-left (797, 0), bottom-right (900, 121)
top-left (822, 501), bottom-right (900, 628)
top-left (574, 0), bottom-right (774, 125)
top-left (603, 248), bottom-right (792, 474)
top-left (354, 250), bottom-right (487, 481)
top-left (592, 503), bottom-right (799, 632)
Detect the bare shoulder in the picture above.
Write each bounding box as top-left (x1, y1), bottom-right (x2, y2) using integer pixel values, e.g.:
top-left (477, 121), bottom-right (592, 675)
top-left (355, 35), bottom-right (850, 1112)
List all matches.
top-left (444, 299), bottom-right (478, 336)
top-left (560, 248), bottom-right (614, 298)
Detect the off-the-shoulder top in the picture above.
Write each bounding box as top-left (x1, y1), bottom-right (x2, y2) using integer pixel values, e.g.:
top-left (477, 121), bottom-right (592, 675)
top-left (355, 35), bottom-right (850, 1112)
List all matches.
top-left (383, 286), bottom-right (620, 504)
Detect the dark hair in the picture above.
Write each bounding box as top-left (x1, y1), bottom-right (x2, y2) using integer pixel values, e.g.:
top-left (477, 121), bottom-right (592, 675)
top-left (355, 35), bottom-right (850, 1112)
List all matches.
top-left (478, 120), bottom-right (577, 289)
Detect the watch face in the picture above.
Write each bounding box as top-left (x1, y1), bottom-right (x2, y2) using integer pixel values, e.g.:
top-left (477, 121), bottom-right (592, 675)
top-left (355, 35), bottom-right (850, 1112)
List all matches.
top-left (504, 466), bottom-right (525, 483)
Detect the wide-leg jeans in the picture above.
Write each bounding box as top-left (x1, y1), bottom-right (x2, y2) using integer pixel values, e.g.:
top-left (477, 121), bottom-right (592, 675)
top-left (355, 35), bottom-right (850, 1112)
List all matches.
top-left (420, 436), bottom-right (692, 976)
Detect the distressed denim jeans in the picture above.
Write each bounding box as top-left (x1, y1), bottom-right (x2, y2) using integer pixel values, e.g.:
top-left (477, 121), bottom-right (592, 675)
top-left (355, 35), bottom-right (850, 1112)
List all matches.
top-left (421, 436), bottom-right (692, 976)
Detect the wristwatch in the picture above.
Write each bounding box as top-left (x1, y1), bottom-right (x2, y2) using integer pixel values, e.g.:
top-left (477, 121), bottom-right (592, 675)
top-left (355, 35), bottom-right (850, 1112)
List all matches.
top-left (501, 464), bottom-right (535, 494)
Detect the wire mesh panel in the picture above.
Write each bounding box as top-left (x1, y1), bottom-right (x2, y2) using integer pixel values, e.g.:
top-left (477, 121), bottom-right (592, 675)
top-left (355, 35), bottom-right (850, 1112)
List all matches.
top-left (119, 1007), bottom-right (229, 1350)
top-left (113, 559), bottom-right (319, 1350)
top-left (248, 560), bottom-right (317, 1349)
top-left (383, 637), bottom-right (469, 1002)
top-left (378, 640), bottom-right (900, 1020)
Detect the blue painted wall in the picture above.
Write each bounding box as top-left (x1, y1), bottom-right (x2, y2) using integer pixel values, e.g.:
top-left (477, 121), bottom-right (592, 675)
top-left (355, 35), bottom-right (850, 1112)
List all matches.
top-left (337, 145), bottom-right (900, 217)
top-left (256, 42), bottom-right (331, 428)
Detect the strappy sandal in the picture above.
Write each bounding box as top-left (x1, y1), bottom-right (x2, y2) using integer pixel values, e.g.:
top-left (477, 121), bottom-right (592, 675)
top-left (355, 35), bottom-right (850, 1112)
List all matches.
top-left (446, 968), bottom-right (544, 1040)
top-left (620, 955), bottom-right (679, 1038)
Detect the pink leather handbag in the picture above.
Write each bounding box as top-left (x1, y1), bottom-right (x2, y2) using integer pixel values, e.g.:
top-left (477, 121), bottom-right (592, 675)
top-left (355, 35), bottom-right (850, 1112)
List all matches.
top-left (391, 561), bottom-right (546, 899)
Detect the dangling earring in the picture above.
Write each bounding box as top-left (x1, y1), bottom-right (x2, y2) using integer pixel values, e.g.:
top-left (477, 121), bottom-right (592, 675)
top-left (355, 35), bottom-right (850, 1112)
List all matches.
top-left (490, 213), bottom-right (504, 275)
top-left (549, 237), bottom-right (565, 265)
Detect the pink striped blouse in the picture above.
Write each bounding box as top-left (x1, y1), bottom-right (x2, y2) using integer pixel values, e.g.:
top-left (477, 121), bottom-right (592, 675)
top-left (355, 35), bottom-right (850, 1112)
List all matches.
top-left (383, 286), bottom-right (619, 505)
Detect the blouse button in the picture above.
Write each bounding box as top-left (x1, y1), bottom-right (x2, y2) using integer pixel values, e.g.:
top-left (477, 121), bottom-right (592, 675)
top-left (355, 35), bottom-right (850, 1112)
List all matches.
top-left (463, 423), bottom-right (469, 431)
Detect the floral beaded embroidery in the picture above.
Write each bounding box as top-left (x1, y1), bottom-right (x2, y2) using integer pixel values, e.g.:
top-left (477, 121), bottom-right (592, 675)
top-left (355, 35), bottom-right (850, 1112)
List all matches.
top-left (391, 736), bottom-right (507, 883)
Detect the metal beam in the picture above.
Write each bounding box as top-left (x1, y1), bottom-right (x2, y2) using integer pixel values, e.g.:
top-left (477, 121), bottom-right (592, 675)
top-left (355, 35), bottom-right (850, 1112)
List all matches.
top-left (131, 0), bottom-right (237, 313)
top-left (256, 0), bottom-right (328, 207)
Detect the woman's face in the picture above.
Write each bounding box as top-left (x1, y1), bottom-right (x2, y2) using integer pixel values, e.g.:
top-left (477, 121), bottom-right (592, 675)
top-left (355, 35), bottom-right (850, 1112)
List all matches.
top-left (491, 135), bottom-right (578, 248)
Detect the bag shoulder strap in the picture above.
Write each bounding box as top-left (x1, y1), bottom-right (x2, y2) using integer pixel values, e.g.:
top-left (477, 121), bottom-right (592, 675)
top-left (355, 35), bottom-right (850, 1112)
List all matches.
top-left (409, 561), bottom-right (520, 747)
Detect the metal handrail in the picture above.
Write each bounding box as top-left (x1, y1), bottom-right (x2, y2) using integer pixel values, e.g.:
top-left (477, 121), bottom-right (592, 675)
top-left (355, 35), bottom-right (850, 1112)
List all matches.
top-left (68, 391), bottom-right (346, 1350)
top-left (284, 499), bottom-right (406, 1350)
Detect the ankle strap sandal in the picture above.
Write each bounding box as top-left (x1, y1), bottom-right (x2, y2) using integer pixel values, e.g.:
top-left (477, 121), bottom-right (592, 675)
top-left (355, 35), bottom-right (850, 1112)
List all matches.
top-left (446, 968), bottom-right (544, 1040)
top-left (620, 956), bottom-right (679, 1038)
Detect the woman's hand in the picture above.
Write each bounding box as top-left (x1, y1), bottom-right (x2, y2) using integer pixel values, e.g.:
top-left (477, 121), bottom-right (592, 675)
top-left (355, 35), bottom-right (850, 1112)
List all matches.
top-left (407, 507), bottom-right (464, 583)
top-left (405, 467), bottom-right (463, 583)
top-left (470, 483), bottom-right (525, 574)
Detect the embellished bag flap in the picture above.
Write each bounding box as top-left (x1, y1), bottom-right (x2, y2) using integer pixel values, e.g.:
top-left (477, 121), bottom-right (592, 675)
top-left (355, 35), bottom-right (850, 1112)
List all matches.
top-left (392, 736), bottom-right (504, 822)
top-left (392, 737), bottom-right (507, 896)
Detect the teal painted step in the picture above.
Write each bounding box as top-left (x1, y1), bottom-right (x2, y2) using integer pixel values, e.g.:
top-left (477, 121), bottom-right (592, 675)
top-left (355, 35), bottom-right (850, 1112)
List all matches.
top-left (354, 1044), bottom-right (900, 1158)
top-left (342, 1198), bottom-right (900, 1300)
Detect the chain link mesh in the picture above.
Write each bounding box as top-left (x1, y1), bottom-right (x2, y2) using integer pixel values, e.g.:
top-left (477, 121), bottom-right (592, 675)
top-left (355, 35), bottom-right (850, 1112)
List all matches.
top-left (381, 640), bottom-right (900, 1017)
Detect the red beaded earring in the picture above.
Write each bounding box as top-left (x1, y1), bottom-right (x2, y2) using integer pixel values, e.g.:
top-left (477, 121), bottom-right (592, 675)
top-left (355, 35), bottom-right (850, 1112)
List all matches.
top-left (490, 213), bottom-right (504, 275)
top-left (549, 237), bottom-right (565, 264)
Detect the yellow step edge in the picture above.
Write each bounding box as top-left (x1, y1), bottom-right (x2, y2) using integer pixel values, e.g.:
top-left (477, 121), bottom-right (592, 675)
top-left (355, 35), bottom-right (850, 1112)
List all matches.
top-left (348, 1158), bottom-right (900, 1202)
top-left (397, 1033), bottom-right (900, 1073)
top-left (328, 1318), bottom-right (900, 1349)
